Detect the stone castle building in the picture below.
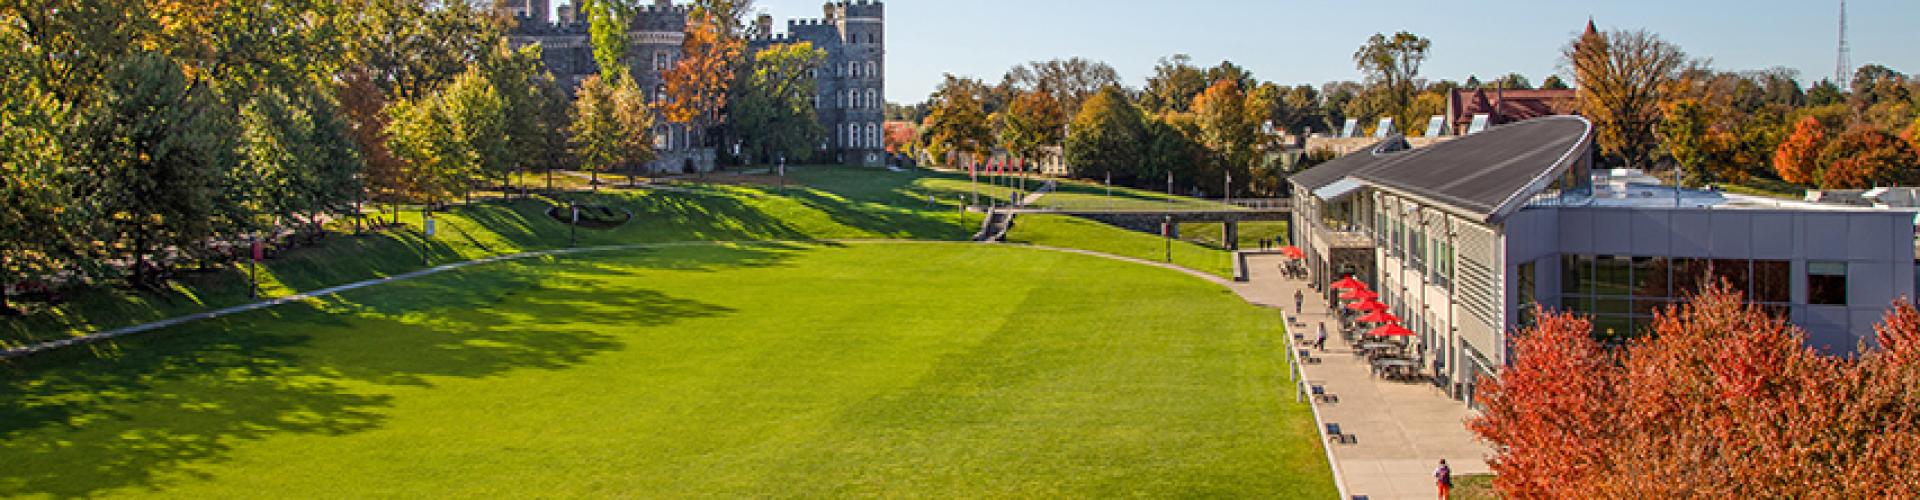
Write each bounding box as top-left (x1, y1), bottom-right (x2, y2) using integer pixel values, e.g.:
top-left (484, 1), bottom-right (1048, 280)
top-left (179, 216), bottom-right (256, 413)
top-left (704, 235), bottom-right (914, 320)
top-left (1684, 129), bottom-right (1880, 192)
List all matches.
top-left (504, 0), bottom-right (888, 170)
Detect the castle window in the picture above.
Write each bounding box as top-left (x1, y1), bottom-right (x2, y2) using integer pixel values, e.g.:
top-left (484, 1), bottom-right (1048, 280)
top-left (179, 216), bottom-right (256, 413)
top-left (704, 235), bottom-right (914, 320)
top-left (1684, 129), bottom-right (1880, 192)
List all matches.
top-left (655, 84), bottom-right (667, 104)
top-left (848, 61), bottom-right (859, 78)
top-left (866, 123), bottom-right (879, 150)
top-left (848, 89), bottom-right (858, 109)
top-left (654, 52), bottom-right (670, 71)
top-left (865, 89), bottom-right (876, 109)
top-left (865, 61), bottom-right (876, 79)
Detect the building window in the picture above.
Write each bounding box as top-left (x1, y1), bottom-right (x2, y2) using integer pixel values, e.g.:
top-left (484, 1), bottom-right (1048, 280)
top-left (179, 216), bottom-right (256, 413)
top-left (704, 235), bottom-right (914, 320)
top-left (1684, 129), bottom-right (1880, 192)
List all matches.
top-left (654, 52), bottom-right (670, 71)
top-left (654, 84), bottom-right (667, 104)
top-left (867, 123), bottom-right (878, 149)
top-left (865, 89), bottom-right (876, 109)
top-left (848, 61), bottom-right (859, 78)
top-left (1808, 261), bottom-right (1848, 305)
top-left (866, 61), bottom-right (877, 79)
top-left (848, 89), bottom-right (858, 109)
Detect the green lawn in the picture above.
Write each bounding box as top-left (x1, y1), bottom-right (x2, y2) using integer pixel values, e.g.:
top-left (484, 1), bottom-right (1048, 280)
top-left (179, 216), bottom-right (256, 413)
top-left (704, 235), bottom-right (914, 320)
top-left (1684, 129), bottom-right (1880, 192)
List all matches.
top-left (1004, 215), bottom-right (1237, 278)
top-left (1, 166), bottom-right (985, 348)
top-left (0, 243), bottom-right (1335, 497)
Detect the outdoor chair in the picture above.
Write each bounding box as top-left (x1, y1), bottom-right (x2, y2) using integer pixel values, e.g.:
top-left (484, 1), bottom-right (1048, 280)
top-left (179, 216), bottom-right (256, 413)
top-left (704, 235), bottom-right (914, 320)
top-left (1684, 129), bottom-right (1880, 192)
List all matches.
top-left (1298, 349), bottom-right (1321, 364)
top-left (1311, 384), bottom-right (1338, 403)
top-left (1324, 423), bottom-right (1356, 444)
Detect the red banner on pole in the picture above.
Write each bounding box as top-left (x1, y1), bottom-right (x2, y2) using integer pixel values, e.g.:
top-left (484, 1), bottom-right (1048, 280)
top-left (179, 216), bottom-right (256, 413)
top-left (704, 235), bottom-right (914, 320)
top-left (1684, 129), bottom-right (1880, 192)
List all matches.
top-left (251, 240), bottom-right (263, 262)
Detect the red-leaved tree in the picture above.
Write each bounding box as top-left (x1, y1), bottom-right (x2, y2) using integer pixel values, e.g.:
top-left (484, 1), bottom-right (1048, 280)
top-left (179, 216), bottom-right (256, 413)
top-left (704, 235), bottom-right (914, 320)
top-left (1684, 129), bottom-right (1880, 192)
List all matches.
top-left (1471, 282), bottom-right (1920, 498)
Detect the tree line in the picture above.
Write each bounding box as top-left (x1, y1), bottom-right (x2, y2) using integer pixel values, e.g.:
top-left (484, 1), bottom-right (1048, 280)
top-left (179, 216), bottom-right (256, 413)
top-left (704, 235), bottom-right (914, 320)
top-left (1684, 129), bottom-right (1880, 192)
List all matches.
top-left (0, 0), bottom-right (824, 312)
top-left (910, 24), bottom-right (1920, 198)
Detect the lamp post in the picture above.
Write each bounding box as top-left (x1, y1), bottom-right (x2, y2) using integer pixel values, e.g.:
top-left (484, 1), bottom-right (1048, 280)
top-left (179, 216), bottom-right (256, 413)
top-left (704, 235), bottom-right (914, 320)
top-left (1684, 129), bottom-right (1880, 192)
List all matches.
top-left (421, 206), bottom-right (434, 265)
top-left (1163, 215), bottom-right (1173, 263)
top-left (248, 234), bottom-right (260, 299)
top-left (569, 202), bottom-right (579, 248)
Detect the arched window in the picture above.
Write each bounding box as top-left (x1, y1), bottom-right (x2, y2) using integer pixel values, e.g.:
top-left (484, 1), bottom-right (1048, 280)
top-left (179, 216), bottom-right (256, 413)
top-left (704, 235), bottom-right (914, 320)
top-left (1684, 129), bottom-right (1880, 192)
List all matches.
top-left (865, 89), bottom-right (877, 110)
top-left (867, 123), bottom-right (879, 150)
top-left (848, 61), bottom-right (859, 78)
top-left (848, 89), bottom-right (858, 109)
top-left (865, 61), bottom-right (877, 79)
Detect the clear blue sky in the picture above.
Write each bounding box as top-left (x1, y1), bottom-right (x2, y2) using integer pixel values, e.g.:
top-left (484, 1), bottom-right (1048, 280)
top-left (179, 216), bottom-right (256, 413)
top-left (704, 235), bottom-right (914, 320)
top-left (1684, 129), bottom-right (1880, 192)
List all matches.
top-left (726, 0), bottom-right (1915, 103)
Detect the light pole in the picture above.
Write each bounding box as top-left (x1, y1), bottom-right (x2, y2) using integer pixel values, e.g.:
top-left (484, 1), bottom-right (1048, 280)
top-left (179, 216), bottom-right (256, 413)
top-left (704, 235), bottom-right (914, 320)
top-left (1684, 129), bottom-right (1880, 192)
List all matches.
top-left (1166, 171), bottom-right (1174, 203)
top-left (569, 202), bottom-right (579, 248)
top-left (248, 234), bottom-right (260, 299)
top-left (1163, 215), bottom-right (1173, 263)
top-left (421, 206), bottom-right (433, 265)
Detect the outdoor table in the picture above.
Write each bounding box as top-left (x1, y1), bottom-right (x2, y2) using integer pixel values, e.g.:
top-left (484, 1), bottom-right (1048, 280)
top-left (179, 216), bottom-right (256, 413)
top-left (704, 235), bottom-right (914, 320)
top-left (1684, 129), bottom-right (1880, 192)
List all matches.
top-left (1372, 357), bottom-right (1421, 380)
top-left (1357, 341), bottom-right (1398, 352)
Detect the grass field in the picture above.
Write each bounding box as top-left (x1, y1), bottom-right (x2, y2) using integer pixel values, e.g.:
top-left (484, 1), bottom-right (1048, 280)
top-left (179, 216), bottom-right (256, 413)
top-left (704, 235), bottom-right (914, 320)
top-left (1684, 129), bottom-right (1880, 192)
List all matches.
top-left (1004, 215), bottom-right (1237, 278)
top-left (0, 243), bottom-right (1336, 497)
top-left (1, 167), bottom-right (983, 348)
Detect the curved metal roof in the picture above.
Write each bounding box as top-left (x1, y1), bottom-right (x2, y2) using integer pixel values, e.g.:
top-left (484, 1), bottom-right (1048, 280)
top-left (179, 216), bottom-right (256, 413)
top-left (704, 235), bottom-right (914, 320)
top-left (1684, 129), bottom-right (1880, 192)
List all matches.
top-left (1291, 116), bottom-right (1593, 223)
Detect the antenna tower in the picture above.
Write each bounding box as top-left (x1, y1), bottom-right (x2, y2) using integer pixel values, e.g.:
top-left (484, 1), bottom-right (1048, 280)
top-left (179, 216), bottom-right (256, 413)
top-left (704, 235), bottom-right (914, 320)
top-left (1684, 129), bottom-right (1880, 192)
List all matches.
top-left (1836, 0), bottom-right (1852, 89)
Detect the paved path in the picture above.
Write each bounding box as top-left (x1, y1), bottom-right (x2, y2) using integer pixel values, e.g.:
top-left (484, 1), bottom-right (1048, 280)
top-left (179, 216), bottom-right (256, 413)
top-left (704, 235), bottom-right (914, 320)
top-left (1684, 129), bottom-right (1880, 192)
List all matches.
top-left (1237, 253), bottom-right (1493, 500)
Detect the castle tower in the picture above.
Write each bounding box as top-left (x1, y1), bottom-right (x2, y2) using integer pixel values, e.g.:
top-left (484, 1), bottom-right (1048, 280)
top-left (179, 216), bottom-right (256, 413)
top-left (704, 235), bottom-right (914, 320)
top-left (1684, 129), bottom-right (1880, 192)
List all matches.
top-left (825, 1), bottom-right (885, 165)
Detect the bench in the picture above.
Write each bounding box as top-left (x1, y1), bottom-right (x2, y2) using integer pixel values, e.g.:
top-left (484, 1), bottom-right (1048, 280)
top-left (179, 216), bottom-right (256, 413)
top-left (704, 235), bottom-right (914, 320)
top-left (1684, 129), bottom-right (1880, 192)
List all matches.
top-left (1310, 384), bottom-right (1338, 403)
top-left (1297, 349), bottom-right (1321, 364)
top-left (1324, 423), bottom-right (1356, 444)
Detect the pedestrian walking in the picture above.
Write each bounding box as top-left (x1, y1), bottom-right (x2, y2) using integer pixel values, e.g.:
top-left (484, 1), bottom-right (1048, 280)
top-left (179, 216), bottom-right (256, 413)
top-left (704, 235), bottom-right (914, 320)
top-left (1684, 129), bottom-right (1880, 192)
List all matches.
top-left (1315, 323), bottom-right (1328, 351)
top-left (1434, 459), bottom-right (1452, 499)
top-left (1293, 290), bottom-right (1304, 315)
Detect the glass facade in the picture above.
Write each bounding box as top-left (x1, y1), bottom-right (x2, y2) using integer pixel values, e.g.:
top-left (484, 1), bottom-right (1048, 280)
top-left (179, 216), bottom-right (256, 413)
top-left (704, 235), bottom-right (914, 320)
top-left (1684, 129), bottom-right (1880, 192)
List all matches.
top-left (1559, 254), bottom-right (1794, 340)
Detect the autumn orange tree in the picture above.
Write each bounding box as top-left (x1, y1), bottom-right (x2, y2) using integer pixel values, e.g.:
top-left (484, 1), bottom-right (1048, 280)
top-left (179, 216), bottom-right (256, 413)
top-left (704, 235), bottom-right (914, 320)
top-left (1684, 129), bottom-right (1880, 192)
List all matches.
top-left (1772, 116), bottom-right (1826, 185)
top-left (661, 0), bottom-right (750, 150)
top-left (1472, 283), bottom-right (1920, 498)
top-left (1817, 124), bottom-right (1919, 189)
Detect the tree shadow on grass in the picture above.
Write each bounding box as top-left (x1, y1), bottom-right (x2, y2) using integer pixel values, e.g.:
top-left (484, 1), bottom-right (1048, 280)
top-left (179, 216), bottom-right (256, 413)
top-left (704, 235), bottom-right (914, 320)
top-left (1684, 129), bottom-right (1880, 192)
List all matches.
top-left (0, 250), bottom-right (753, 497)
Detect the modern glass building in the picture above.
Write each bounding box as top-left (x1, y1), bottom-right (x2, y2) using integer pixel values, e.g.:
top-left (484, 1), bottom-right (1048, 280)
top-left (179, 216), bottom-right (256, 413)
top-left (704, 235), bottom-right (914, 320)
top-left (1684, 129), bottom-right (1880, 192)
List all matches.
top-left (1289, 116), bottom-right (1918, 405)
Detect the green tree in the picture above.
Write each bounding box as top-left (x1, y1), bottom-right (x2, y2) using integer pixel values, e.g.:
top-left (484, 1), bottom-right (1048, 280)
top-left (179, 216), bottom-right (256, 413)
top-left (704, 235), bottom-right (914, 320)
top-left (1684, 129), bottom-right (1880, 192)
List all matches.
top-left (1352, 31), bottom-right (1432, 124)
top-left (1540, 75), bottom-right (1572, 90)
top-left (79, 53), bottom-right (223, 286)
top-left (587, 0), bottom-right (631, 80)
top-left (440, 67), bottom-right (507, 203)
top-left (1063, 87), bottom-right (1145, 180)
top-left (997, 88), bottom-right (1067, 166)
top-left (483, 42), bottom-right (570, 195)
top-left (1657, 99), bottom-right (1723, 187)
top-left (1192, 80), bottom-right (1263, 196)
top-left (728, 42), bottom-right (827, 165)
top-left (1491, 73), bottom-right (1533, 89)
top-left (1807, 79), bottom-right (1846, 107)
top-left (568, 75), bottom-right (656, 190)
top-left (1141, 54), bottom-right (1209, 114)
top-left (386, 91), bottom-right (470, 208)
top-left (0, 32), bottom-right (75, 312)
top-left (921, 76), bottom-right (993, 167)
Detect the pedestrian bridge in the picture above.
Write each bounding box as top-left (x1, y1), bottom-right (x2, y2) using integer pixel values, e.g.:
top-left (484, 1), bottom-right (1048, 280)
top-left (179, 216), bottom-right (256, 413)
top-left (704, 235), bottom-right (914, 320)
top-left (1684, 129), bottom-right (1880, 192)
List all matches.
top-left (994, 198), bottom-right (1293, 250)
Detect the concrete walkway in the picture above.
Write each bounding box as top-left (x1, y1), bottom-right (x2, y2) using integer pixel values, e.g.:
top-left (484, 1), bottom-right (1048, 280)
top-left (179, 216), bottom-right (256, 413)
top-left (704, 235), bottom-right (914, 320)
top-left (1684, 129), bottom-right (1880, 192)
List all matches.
top-left (1235, 254), bottom-right (1493, 500)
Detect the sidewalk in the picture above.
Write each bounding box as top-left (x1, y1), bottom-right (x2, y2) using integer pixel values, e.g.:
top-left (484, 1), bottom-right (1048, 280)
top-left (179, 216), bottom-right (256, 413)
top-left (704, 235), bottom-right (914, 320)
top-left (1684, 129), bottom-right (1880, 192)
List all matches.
top-left (1230, 254), bottom-right (1493, 500)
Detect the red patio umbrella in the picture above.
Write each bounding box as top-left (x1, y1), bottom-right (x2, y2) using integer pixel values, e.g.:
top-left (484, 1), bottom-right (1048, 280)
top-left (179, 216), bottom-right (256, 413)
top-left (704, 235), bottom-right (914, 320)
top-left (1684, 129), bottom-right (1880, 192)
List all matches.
top-left (1368, 324), bottom-right (1416, 337)
top-left (1279, 246), bottom-right (1305, 259)
top-left (1356, 311), bottom-right (1401, 324)
top-left (1339, 289), bottom-right (1379, 301)
top-left (1345, 299), bottom-right (1388, 312)
top-left (1331, 276), bottom-right (1366, 290)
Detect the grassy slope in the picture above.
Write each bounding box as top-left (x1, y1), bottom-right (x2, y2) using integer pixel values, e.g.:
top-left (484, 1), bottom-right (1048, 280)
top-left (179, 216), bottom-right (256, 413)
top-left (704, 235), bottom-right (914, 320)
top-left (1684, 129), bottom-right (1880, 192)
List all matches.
top-left (1, 167), bottom-right (982, 348)
top-left (0, 243), bottom-right (1335, 498)
top-left (1005, 215), bottom-right (1236, 278)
